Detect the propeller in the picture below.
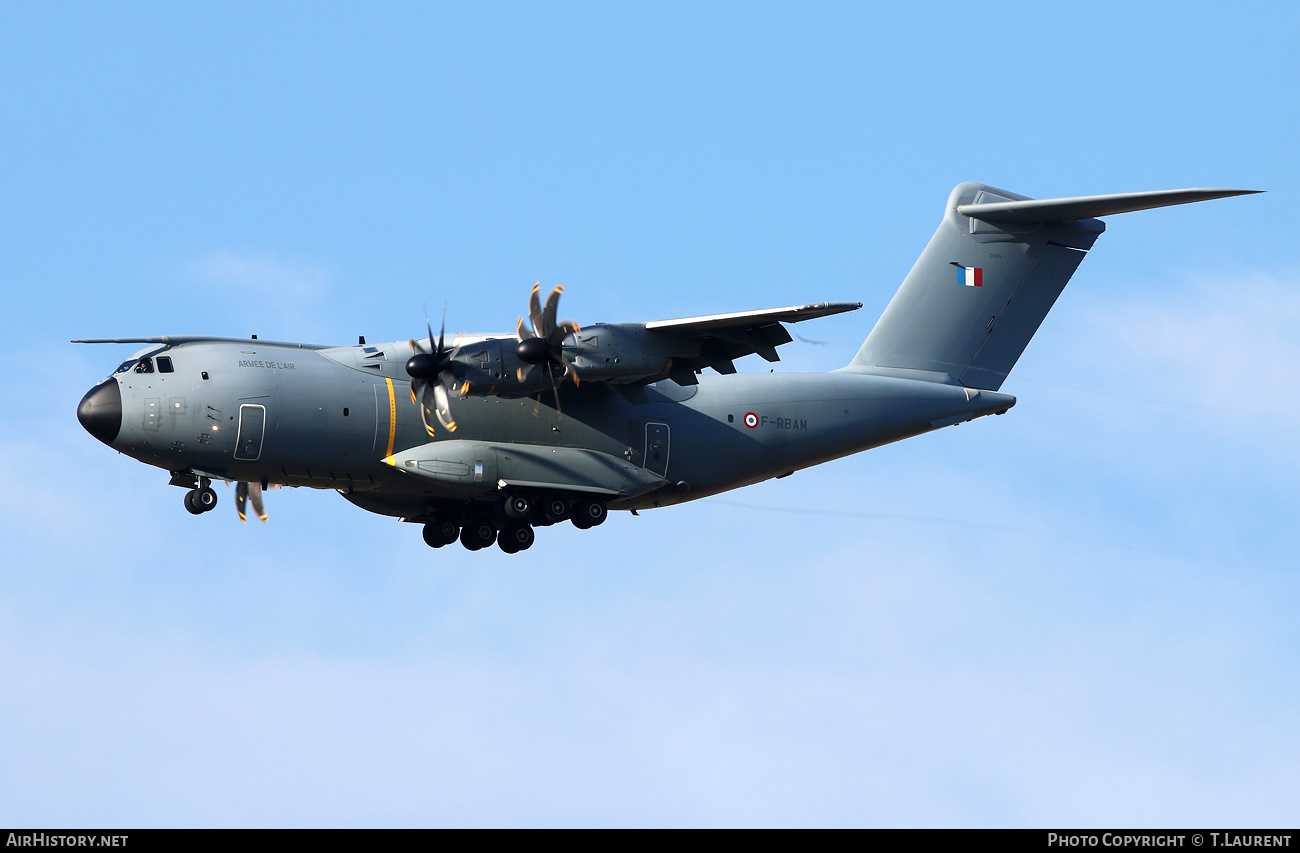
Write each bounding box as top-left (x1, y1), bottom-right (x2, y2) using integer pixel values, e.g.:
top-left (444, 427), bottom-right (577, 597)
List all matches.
top-left (235, 480), bottom-right (268, 523)
top-left (516, 283), bottom-right (581, 415)
top-left (406, 302), bottom-right (463, 434)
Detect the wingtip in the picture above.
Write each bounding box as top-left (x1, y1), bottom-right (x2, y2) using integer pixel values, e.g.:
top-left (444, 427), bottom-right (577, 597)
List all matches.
top-left (1199, 187), bottom-right (1264, 197)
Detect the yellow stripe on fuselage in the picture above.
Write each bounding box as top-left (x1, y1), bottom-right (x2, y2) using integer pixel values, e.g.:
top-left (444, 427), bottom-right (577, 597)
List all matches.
top-left (385, 378), bottom-right (397, 458)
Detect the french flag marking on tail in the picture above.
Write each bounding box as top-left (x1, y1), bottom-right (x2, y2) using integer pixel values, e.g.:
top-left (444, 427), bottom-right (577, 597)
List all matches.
top-left (956, 264), bottom-right (983, 287)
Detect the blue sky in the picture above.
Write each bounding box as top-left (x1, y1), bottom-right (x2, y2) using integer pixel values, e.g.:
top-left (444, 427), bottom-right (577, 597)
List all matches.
top-left (2, 1), bottom-right (1297, 827)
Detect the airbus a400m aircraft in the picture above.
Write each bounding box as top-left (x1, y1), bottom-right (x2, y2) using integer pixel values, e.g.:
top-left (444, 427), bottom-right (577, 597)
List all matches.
top-left (76, 182), bottom-right (1256, 554)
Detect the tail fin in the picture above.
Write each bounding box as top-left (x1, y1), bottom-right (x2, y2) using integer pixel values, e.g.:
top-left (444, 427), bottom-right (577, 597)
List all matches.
top-left (845, 182), bottom-right (1259, 391)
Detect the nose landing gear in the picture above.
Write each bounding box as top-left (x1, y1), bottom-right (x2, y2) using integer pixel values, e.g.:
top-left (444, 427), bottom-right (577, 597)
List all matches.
top-left (183, 483), bottom-right (218, 514)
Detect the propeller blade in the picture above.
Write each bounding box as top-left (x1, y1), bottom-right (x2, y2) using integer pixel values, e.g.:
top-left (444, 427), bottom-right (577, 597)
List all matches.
top-left (516, 316), bottom-right (535, 342)
top-left (518, 363), bottom-right (548, 385)
top-left (236, 481), bottom-right (248, 523)
top-left (433, 383), bottom-right (457, 432)
top-left (542, 285), bottom-right (563, 338)
top-left (552, 318), bottom-right (580, 348)
top-left (561, 354), bottom-right (580, 386)
top-left (423, 302), bottom-right (436, 355)
top-left (437, 369), bottom-right (466, 398)
top-left (248, 481), bottom-right (267, 523)
top-left (417, 388), bottom-right (436, 436)
top-left (546, 360), bottom-right (562, 420)
top-left (436, 300), bottom-right (447, 358)
top-left (528, 283), bottom-right (544, 337)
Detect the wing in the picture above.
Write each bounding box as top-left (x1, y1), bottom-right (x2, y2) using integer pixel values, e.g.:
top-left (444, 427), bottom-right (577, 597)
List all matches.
top-left (641, 301), bottom-right (861, 377)
top-left (644, 301), bottom-right (862, 333)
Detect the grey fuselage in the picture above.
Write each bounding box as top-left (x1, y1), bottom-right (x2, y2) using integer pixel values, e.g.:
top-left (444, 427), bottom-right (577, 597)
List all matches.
top-left (87, 335), bottom-right (1015, 520)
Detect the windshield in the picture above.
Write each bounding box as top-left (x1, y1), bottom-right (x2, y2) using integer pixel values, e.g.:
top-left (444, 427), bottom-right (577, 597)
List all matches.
top-left (114, 358), bottom-right (155, 374)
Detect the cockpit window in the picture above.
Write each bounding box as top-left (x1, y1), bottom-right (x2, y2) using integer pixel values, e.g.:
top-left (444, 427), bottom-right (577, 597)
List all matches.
top-left (133, 358), bottom-right (155, 374)
top-left (114, 360), bottom-right (136, 374)
top-left (156, 356), bottom-right (174, 373)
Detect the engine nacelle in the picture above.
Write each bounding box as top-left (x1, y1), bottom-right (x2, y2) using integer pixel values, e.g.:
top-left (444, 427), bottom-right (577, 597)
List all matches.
top-left (439, 324), bottom-right (699, 397)
top-left (562, 324), bottom-right (684, 383)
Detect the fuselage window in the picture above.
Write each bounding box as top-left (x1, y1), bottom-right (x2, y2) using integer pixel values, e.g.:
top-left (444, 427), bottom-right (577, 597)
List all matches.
top-left (134, 358), bottom-right (155, 374)
top-left (156, 356), bottom-right (174, 373)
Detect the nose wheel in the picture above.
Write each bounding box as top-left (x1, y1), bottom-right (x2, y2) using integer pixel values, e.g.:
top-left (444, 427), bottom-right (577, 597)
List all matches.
top-left (184, 486), bottom-right (218, 514)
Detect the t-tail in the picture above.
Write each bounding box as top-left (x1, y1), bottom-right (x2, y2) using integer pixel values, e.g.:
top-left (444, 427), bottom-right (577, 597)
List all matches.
top-left (843, 182), bottom-right (1260, 391)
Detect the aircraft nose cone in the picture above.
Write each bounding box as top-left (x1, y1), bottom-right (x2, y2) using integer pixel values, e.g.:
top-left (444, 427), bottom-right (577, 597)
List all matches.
top-left (77, 379), bottom-right (122, 445)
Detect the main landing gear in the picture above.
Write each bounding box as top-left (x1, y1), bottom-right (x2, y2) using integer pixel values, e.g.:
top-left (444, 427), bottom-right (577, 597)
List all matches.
top-left (420, 493), bottom-right (608, 555)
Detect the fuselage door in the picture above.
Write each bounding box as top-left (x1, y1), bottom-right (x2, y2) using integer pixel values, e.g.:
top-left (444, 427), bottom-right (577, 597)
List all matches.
top-left (644, 422), bottom-right (670, 478)
top-left (234, 404), bottom-right (267, 461)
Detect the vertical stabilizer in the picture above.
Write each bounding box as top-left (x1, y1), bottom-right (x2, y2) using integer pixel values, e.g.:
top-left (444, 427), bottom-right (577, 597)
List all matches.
top-left (844, 182), bottom-right (1258, 391)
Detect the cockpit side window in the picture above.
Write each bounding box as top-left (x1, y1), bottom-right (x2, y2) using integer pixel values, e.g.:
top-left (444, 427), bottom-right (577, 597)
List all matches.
top-left (156, 356), bottom-right (174, 373)
top-left (133, 358), bottom-right (155, 374)
top-left (114, 360), bottom-right (136, 374)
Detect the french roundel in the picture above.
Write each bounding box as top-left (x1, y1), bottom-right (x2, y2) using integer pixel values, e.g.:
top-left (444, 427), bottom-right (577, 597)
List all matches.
top-left (743, 412), bottom-right (759, 428)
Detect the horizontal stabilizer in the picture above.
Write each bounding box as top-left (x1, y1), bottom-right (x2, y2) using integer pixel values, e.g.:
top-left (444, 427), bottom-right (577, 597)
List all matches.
top-left (958, 188), bottom-right (1260, 224)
